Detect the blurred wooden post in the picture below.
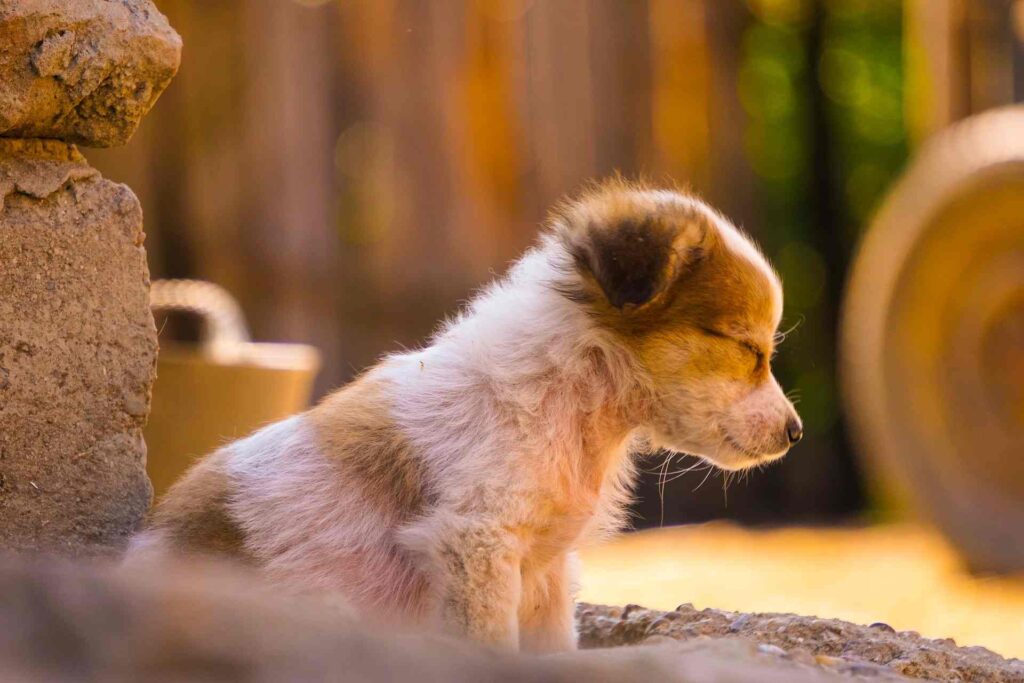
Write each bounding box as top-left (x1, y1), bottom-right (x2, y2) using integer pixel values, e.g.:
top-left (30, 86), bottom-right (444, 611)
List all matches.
top-left (905, 0), bottom-right (1024, 145)
top-left (904, 0), bottom-right (969, 144)
top-left (649, 0), bottom-right (711, 193)
top-left (588, 0), bottom-right (653, 178)
top-left (703, 0), bottom-right (756, 226)
top-left (519, 1), bottom-right (598, 212)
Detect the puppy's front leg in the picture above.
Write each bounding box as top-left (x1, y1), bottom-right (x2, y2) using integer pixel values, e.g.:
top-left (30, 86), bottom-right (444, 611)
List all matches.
top-left (402, 520), bottom-right (523, 649)
top-left (519, 552), bottom-right (579, 653)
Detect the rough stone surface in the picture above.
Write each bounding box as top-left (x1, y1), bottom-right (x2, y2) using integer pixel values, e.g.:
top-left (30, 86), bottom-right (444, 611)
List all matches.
top-left (578, 602), bottom-right (1024, 683)
top-left (0, 138), bottom-right (157, 555)
top-left (0, 557), bottom-right (909, 682)
top-left (0, 0), bottom-right (181, 147)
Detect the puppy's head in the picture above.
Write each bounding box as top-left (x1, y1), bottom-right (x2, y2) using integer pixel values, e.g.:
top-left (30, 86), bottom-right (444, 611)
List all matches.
top-left (550, 180), bottom-right (802, 470)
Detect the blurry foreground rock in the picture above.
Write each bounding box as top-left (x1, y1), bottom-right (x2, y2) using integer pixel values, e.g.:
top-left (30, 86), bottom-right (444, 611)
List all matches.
top-left (0, 0), bottom-right (181, 146)
top-left (578, 602), bottom-right (1024, 683)
top-left (0, 558), bottom-right (910, 683)
top-left (0, 1), bottom-right (177, 554)
top-left (9, 557), bottom-right (1022, 682)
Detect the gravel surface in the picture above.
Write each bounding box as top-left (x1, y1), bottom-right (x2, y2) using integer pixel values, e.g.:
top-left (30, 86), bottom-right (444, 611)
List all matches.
top-left (578, 602), bottom-right (1024, 682)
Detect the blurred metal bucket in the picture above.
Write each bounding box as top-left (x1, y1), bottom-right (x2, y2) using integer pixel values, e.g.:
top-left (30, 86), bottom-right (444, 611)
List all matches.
top-left (144, 280), bottom-right (320, 499)
top-left (841, 107), bottom-right (1024, 572)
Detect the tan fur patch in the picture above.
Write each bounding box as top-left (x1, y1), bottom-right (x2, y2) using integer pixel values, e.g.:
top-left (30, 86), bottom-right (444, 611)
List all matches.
top-left (148, 451), bottom-right (251, 560)
top-left (307, 375), bottom-right (431, 517)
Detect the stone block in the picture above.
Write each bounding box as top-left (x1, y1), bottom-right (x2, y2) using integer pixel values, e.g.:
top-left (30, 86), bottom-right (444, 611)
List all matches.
top-left (0, 138), bottom-right (157, 555)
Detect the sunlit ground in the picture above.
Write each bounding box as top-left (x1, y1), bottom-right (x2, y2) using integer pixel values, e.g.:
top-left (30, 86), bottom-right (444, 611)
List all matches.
top-left (580, 523), bottom-right (1024, 659)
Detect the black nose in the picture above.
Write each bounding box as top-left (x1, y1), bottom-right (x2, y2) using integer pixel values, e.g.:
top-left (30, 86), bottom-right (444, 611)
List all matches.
top-left (786, 417), bottom-right (803, 445)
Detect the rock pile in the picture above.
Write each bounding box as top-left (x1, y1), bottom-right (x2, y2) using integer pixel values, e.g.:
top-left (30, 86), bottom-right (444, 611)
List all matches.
top-left (578, 602), bottom-right (1024, 683)
top-left (0, 0), bottom-right (180, 555)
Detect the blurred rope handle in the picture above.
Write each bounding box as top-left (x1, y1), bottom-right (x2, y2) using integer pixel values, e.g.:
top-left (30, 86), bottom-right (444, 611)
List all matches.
top-left (145, 280), bottom-right (321, 498)
top-left (150, 279), bottom-right (252, 360)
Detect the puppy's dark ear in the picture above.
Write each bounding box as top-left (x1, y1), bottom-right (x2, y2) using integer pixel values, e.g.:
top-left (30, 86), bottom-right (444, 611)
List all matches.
top-left (565, 215), bottom-right (705, 310)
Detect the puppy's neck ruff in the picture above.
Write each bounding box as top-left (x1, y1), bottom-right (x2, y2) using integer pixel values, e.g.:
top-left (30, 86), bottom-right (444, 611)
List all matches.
top-left (380, 242), bottom-right (646, 494)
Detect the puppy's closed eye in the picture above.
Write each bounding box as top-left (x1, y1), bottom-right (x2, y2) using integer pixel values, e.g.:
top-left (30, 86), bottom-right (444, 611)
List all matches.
top-left (740, 341), bottom-right (766, 373)
top-left (697, 327), bottom-right (763, 373)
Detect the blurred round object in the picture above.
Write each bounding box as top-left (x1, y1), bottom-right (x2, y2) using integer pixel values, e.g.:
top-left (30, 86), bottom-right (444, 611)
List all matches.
top-left (145, 280), bottom-right (320, 499)
top-left (842, 106), bottom-right (1024, 573)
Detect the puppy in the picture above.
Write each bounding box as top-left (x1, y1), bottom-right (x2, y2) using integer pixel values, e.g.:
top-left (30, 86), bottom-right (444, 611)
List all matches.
top-left (130, 179), bottom-right (802, 653)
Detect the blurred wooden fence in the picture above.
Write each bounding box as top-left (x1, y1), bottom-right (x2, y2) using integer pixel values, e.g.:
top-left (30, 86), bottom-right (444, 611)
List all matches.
top-left (90, 0), bottom-right (762, 391)
top-left (91, 0), bottom-right (873, 525)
